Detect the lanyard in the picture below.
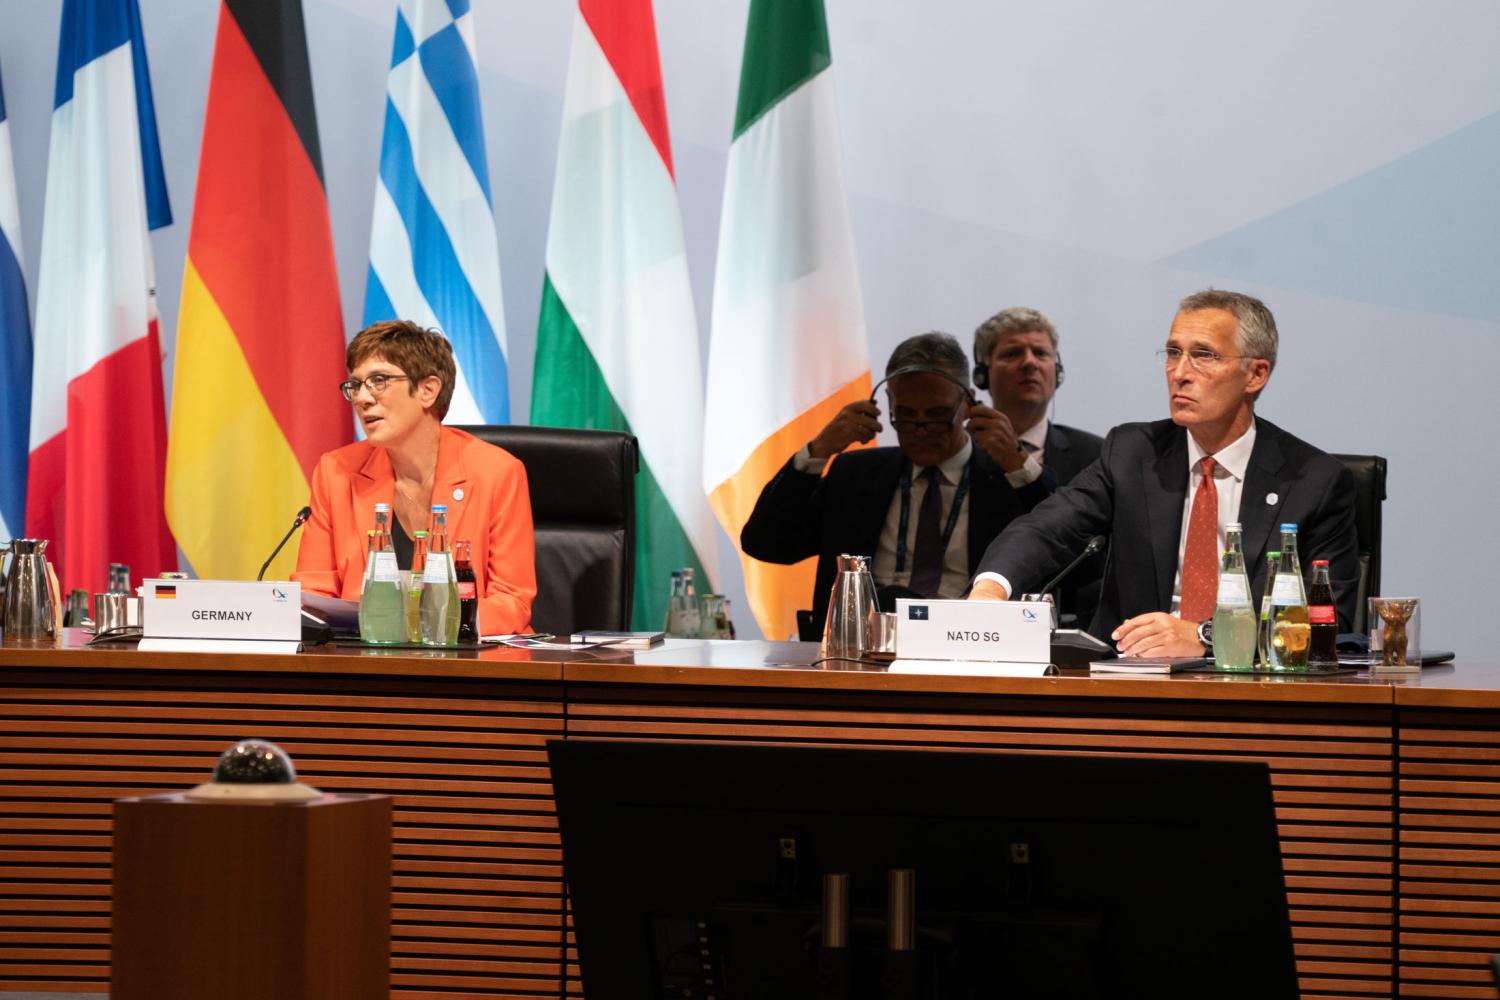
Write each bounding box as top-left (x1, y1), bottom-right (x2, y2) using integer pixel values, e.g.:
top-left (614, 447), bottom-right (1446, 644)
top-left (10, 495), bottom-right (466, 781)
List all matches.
top-left (894, 456), bottom-right (972, 574)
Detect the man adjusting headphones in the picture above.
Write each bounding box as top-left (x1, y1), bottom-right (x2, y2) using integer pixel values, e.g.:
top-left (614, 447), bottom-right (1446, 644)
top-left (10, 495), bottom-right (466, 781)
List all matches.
top-left (970, 307), bottom-right (1102, 487)
top-left (740, 332), bottom-right (1055, 638)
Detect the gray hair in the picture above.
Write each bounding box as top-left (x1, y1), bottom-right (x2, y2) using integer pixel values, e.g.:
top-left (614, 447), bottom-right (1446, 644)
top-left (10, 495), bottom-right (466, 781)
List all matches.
top-left (885, 331), bottom-right (970, 389)
top-left (1178, 289), bottom-right (1278, 372)
top-left (973, 306), bottom-right (1059, 368)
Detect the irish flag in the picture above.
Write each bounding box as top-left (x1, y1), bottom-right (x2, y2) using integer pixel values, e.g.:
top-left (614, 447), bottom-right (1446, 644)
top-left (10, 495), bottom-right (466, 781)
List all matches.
top-left (165, 0), bottom-right (349, 582)
top-left (704, 0), bottom-right (871, 640)
top-left (532, 0), bottom-right (717, 629)
top-left (27, 0), bottom-right (176, 590)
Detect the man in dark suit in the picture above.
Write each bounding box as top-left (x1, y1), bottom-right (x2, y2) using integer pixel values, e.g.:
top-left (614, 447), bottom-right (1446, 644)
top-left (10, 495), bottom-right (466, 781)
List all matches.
top-left (742, 333), bottom-right (1053, 636)
top-left (969, 307), bottom-right (1105, 624)
top-left (968, 306), bottom-right (1103, 486)
top-left (972, 290), bottom-right (1359, 658)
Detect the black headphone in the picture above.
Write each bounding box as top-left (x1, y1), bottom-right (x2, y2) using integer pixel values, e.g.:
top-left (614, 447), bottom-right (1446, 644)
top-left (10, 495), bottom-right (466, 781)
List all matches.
top-left (870, 365), bottom-right (977, 406)
top-left (972, 345), bottom-right (1065, 391)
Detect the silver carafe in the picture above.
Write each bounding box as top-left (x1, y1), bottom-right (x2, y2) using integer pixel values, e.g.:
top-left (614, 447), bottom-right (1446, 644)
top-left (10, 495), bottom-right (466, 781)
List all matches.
top-left (2, 539), bottom-right (57, 646)
top-left (821, 553), bottom-right (878, 659)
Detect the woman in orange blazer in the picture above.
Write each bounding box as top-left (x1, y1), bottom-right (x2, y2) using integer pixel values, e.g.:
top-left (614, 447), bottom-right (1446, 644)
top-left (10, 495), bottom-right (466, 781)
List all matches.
top-left (293, 321), bottom-right (536, 634)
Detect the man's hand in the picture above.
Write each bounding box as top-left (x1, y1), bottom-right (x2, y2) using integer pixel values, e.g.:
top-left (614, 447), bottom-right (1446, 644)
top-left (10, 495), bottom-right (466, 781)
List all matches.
top-left (968, 579), bottom-right (1010, 601)
top-left (808, 400), bottom-right (882, 460)
top-left (965, 405), bottom-right (1027, 473)
top-left (1111, 613), bottom-right (1204, 657)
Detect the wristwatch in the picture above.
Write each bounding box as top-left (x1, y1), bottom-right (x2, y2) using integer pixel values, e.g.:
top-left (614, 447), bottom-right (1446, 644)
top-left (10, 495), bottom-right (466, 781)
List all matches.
top-left (1196, 619), bottom-right (1214, 653)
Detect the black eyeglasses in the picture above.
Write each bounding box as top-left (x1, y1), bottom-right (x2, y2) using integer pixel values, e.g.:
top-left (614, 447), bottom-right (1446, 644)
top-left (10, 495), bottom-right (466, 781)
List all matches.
top-left (339, 373), bottom-right (411, 401)
top-left (890, 405), bottom-right (964, 434)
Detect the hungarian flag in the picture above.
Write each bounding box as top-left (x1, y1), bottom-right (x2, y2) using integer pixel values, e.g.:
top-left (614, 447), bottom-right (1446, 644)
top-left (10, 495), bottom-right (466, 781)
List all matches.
top-left (165, 0), bottom-right (349, 582)
top-left (0, 61), bottom-right (30, 544)
top-left (27, 0), bottom-right (176, 590)
top-left (532, 0), bottom-right (718, 629)
top-left (703, 0), bottom-right (871, 640)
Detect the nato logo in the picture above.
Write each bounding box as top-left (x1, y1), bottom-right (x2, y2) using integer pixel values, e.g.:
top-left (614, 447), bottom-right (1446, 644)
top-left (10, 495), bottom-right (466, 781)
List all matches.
top-left (908, 605), bottom-right (929, 621)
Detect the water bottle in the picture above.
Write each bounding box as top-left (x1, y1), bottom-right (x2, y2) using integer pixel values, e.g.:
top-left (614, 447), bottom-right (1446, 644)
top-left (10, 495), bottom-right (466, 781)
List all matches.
top-left (405, 530), bottom-right (428, 643)
top-left (1257, 550), bottom-right (1279, 667)
top-left (1211, 522), bottom-right (1256, 670)
top-left (359, 504), bottom-right (404, 645)
top-left (1269, 524), bottom-right (1309, 669)
top-left (420, 505), bottom-right (460, 646)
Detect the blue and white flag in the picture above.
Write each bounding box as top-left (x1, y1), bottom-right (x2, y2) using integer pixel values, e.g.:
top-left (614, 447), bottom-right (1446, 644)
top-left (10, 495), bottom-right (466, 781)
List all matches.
top-left (363, 0), bottom-right (509, 424)
top-left (0, 62), bottom-right (32, 543)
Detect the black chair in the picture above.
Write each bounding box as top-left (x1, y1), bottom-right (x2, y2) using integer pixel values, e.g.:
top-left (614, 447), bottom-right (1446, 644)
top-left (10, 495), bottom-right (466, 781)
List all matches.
top-left (457, 425), bottom-right (638, 635)
top-left (1332, 454), bottom-right (1386, 634)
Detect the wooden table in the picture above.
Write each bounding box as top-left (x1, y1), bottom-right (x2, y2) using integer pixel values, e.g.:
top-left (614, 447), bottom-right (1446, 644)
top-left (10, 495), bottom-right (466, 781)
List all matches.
top-left (1, 633), bottom-right (1496, 999)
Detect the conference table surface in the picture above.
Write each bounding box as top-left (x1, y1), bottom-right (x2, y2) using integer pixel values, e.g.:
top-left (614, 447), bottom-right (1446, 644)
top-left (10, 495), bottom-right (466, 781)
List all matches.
top-left (4, 632), bottom-right (1500, 1000)
top-left (1, 629), bottom-right (1487, 704)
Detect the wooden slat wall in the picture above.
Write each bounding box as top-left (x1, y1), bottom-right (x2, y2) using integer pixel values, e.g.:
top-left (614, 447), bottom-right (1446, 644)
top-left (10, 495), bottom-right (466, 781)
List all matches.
top-left (1399, 708), bottom-right (1500, 999)
top-left (0, 667), bottom-right (567, 999)
top-left (567, 684), bottom-right (1397, 1000)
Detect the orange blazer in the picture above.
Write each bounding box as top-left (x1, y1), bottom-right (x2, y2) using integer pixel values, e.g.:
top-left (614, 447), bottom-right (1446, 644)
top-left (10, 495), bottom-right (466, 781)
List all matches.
top-left (293, 426), bottom-right (536, 635)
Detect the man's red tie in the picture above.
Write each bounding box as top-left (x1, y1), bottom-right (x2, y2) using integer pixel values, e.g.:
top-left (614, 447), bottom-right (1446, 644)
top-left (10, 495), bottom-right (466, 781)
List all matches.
top-left (1179, 457), bottom-right (1219, 622)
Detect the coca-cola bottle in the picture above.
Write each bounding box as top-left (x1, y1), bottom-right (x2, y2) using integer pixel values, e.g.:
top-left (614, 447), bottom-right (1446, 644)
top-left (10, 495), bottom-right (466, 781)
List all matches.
top-left (1307, 559), bottom-right (1338, 667)
top-left (454, 539), bottom-right (479, 643)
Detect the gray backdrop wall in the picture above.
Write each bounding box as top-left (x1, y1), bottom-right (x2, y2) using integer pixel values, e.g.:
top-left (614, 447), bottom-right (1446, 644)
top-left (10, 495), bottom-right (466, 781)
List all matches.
top-left (2, 0), bottom-right (1497, 649)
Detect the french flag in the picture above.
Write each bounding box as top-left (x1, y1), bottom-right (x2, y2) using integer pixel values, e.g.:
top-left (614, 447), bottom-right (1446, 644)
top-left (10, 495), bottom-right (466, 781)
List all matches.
top-left (0, 61), bottom-right (32, 545)
top-left (26, 0), bottom-right (176, 591)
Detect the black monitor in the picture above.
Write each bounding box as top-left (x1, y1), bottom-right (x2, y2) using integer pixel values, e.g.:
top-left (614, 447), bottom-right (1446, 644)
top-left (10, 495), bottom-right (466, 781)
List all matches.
top-left (548, 740), bottom-right (1297, 1000)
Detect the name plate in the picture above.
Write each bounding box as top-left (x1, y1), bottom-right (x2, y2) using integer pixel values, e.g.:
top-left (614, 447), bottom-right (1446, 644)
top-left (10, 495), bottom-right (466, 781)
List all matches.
top-left (142, 579), bottom-right (301, 643)
top-left (895, 598), bottom-right (1050, 664)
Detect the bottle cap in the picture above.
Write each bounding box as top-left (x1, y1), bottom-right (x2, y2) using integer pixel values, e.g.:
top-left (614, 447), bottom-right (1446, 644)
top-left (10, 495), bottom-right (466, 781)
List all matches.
top-left (1226, 521), bottom-right (1242, 531)
top-left (1279, 523), bottom-right (1298, 532)
top-left (375, 502), bottom-right (391, 512)
top-left (431, 504), bottom-right (447, 513)
top-left (414, 530), bottom-right (429, 537)
top-left (1311, 559), bottom-right (1329, 567)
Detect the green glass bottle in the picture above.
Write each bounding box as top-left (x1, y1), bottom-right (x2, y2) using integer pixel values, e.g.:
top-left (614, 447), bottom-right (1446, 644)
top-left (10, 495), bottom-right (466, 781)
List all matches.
top-left (359, 504), bottom-right (404, 645)
top-left (419, 505), bottom-right (460, 647)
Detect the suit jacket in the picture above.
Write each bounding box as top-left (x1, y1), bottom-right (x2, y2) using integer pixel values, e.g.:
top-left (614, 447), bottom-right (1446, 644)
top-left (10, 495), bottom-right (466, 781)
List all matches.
top-left (977, 418), bottom-right (1360, 639)
top-left (742, 445), bottom-right (1053, 631)
top-left (1042, 422), bottom-right (1106, 623)
top-left (293, 426), bottom-right (537, 634)
top-left (1044, 422), bottom-right (1104, 485)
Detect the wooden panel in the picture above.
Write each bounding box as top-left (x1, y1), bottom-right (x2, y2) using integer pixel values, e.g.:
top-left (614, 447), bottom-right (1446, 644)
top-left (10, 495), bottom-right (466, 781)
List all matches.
top-left (1399, 708), bottom-right (1500, 999)
top-left (0, 666), bottom-right (566, 999)
top-left (567, 684), bottom-right (1396, 999)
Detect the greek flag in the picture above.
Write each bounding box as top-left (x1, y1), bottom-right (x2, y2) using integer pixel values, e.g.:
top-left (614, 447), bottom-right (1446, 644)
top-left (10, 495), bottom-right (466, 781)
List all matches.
top-left (0, 62), bottom-right (32, 543)
top-left (363, 0), bottom-right (509, 424)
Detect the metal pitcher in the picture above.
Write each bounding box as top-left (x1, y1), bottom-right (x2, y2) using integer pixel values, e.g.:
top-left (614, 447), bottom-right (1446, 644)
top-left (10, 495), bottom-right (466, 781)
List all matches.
top-left (2, 539), bottom-right (57, 646)
top-left (821, 553), bottom-right (878, 659)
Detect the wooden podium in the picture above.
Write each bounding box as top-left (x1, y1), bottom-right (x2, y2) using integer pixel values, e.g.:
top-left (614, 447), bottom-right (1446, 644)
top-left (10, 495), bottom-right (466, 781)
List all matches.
top-left (112, 791), bottom-right (391, 1000)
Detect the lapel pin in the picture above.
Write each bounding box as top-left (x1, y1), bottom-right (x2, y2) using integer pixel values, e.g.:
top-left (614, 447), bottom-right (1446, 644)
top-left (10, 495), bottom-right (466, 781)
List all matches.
top-left (1265, 492), bottom-right (1278, 506)
top-left (453, 487), bottom-right (465, 501)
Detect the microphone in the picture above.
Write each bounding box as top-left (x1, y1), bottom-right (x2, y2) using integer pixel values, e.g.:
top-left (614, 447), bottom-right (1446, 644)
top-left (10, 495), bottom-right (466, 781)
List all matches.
top-left (1040, 535), bottom-right (1106, 598)
top-left (257, 506), bottom-right (313, 582)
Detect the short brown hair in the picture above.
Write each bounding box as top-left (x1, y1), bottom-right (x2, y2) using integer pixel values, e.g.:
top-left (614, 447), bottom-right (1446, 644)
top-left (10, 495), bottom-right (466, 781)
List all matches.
top-left (346, 320), bottom-right (457, 420)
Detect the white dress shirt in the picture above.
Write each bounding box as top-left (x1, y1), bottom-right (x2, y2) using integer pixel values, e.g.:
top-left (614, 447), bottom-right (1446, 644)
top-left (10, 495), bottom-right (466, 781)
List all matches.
top-left (795, 438), bottom-right (974, 598)
top-left (1170, 421), bottom-right (1256, 615)
top-left (974, 421), bottom-right (1258, 607)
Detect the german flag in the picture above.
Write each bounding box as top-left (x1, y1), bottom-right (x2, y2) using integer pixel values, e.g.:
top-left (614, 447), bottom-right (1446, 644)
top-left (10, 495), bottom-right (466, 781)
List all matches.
top-left (165, 0), bottom-right (349, 582)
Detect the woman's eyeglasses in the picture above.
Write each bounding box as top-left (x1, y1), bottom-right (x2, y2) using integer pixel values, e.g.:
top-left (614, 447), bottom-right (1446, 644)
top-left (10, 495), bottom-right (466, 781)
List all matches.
top-left (339, 373), bottom-right (411, 401)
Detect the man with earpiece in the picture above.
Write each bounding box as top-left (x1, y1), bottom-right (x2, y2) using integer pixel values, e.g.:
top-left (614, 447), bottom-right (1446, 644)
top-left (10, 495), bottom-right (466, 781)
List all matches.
top-left (967, 307), bottom-right (1105, 625)
top-left (968, 307), bottom-right (1102, 487)
top-left (741, 332), bottom-right (1054, 639)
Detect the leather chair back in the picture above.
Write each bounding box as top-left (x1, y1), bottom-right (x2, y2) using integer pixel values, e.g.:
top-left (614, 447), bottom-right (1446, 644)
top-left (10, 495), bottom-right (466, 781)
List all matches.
top-left (1332, 454), bottom-right (1386, 634)
top-left (457, 425), bottom-right (638, 635)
